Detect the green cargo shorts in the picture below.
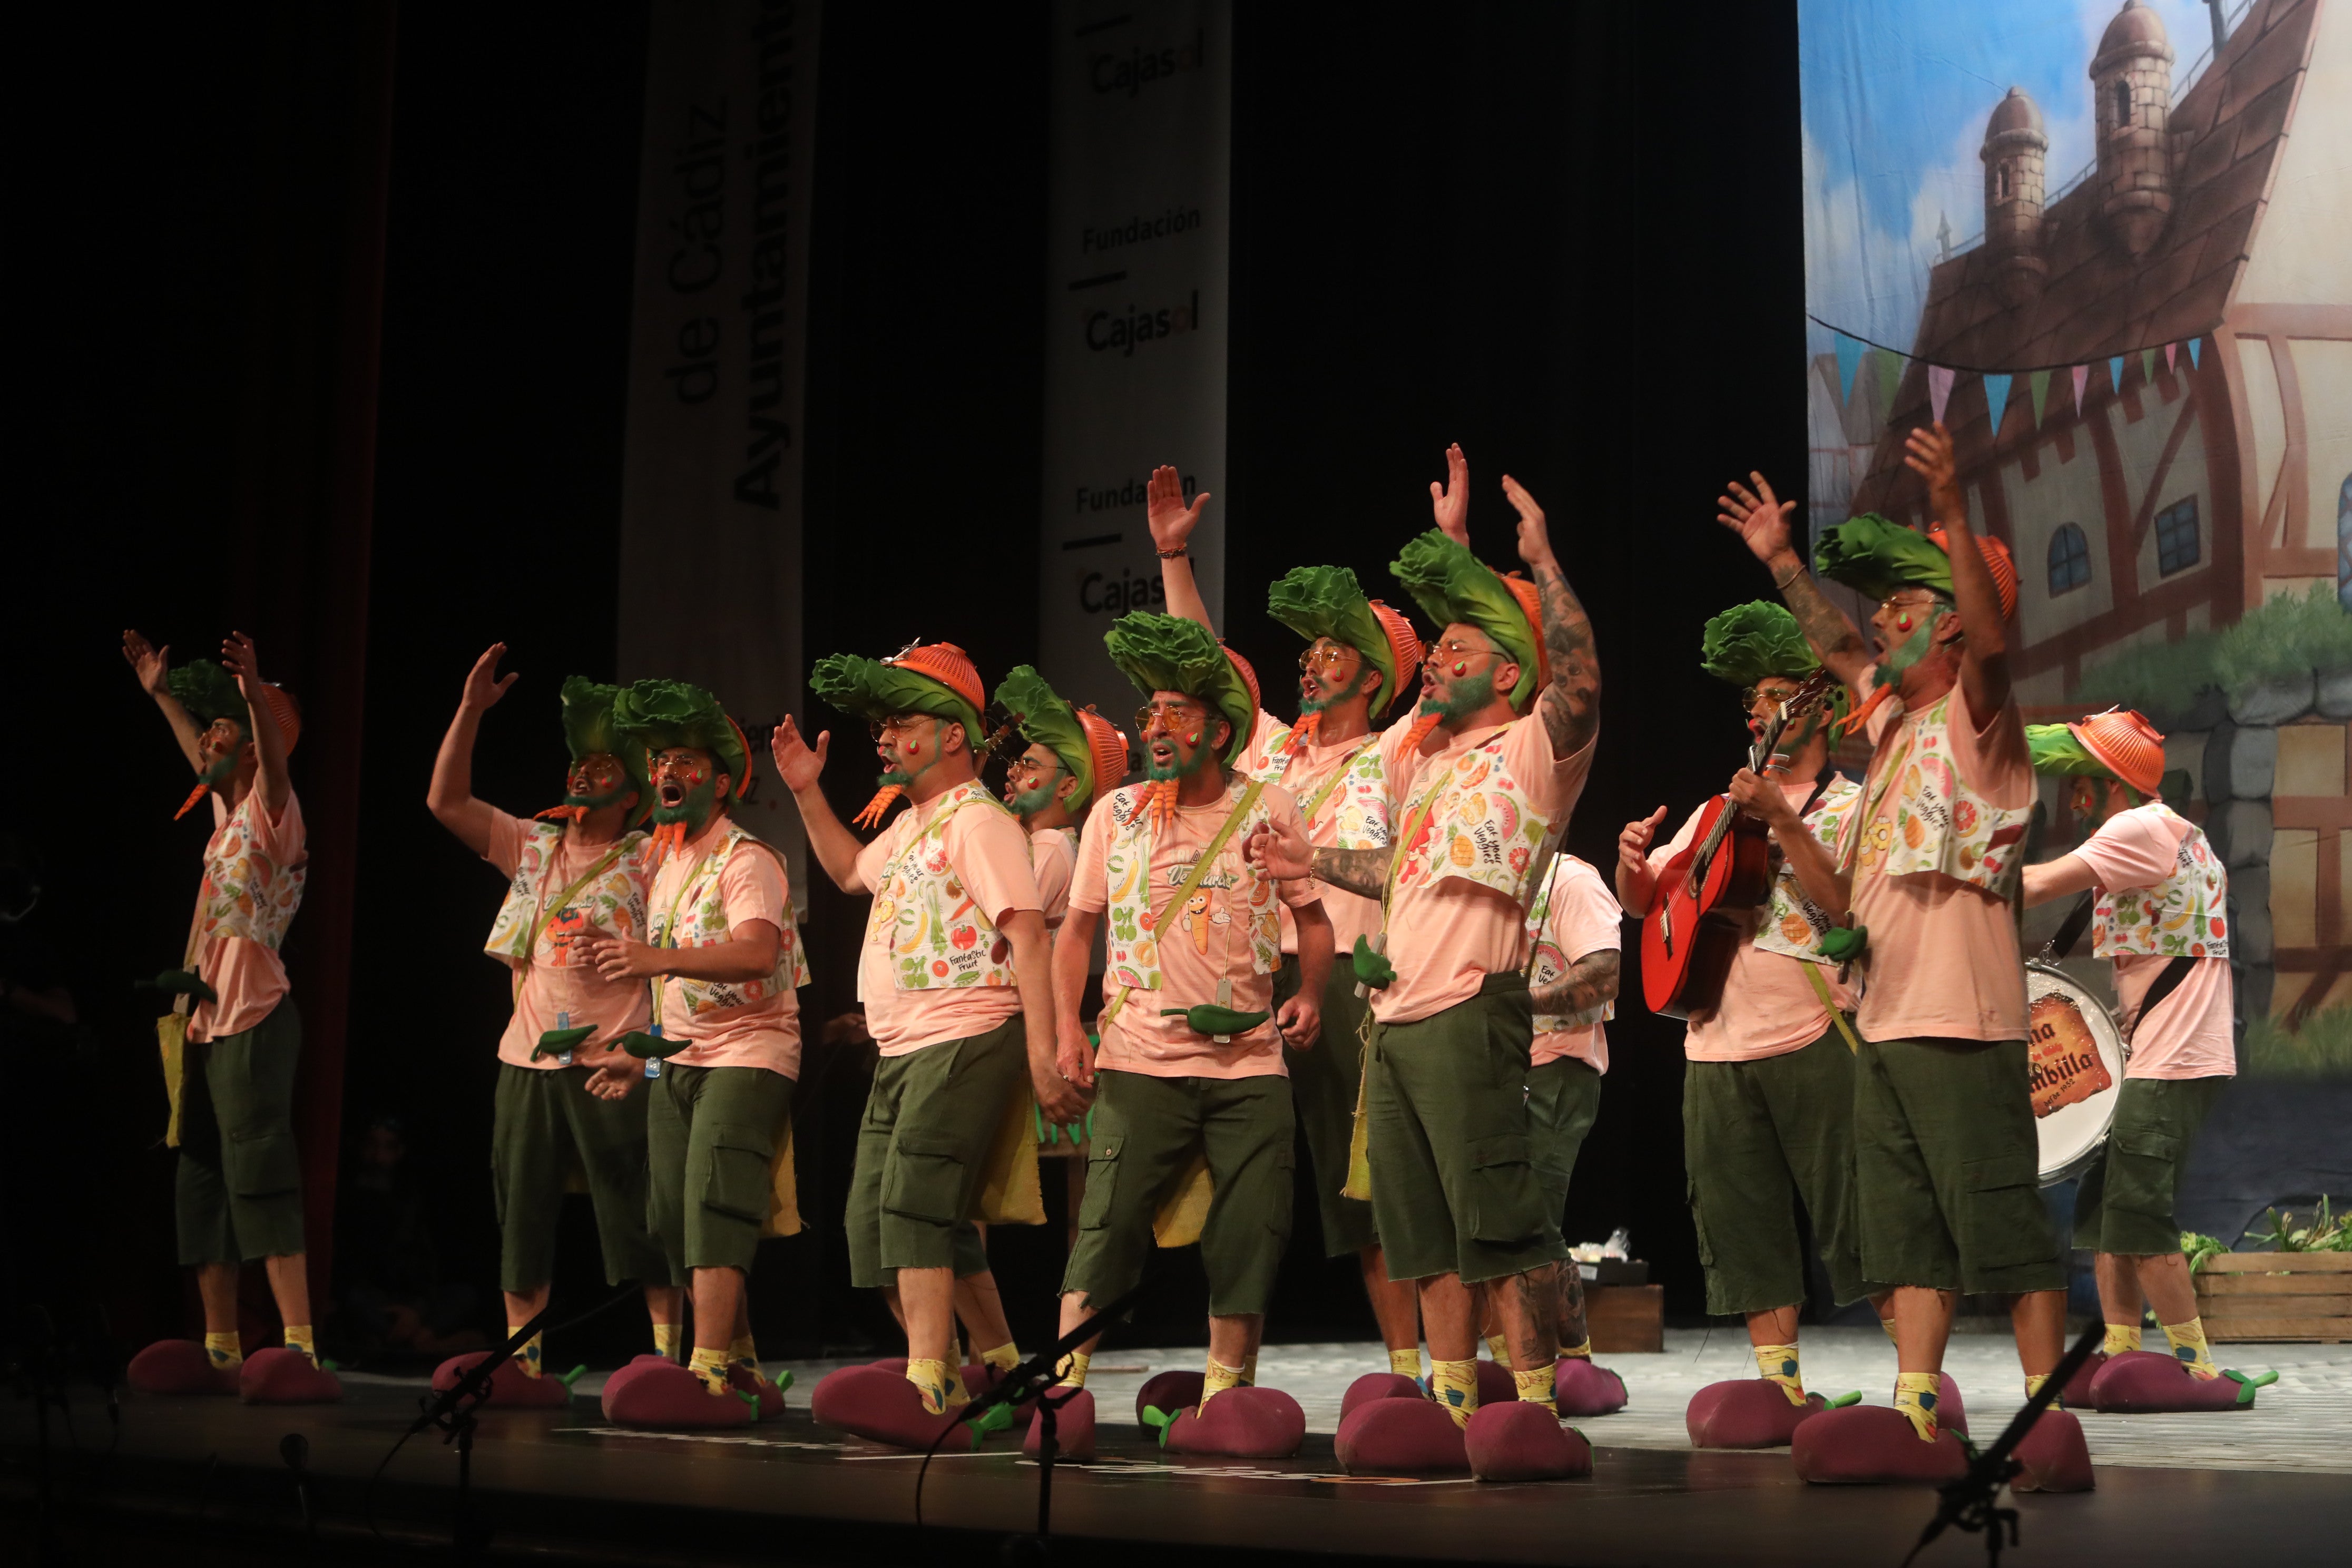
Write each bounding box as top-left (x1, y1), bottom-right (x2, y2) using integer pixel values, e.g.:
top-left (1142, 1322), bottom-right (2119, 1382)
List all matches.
top-left (175, 1001), bottom-right (306, 1266)
top-left (1364, 975), bottom-right (1569, 1286)
top-left (1854, 1034), bottom-right (2064, 1295)
top-left (2073, 1075), bottom-right (2228, 1257)
top-left (1527, 1056), bottom-right (1602, 1218)
top-left (1061, 1069), bottom-right (1297, 1318)
top-left (845, 1016), bottom-right (1027, 1289)
top-left (1684, 1028), bottom-right (1870, 1316)
top-left (493, 1061), bottom-right (674, 1293)
top-left (645, 1063), bottom-right (794, 1276)
top-left (1275, 954), bottom-right (1377, 1257)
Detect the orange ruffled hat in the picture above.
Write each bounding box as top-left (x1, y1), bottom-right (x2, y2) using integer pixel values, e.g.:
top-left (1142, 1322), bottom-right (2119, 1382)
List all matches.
top-left (2067, 708), bottom-right (2166, 799)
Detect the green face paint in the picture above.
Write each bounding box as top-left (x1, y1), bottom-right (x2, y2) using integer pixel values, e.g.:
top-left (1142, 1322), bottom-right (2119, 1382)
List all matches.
top-left (1419, 668), bottom-right (1496, 724)
top-left (1143, 729), bottom-right (1217, 783)
top-left (1873, 611), bottom-right (1947, 689)
top-left (651, 771), bottom-right (720, 835)
top-left (1299, 665), bottom-right (1368, 719)
top-left (1009, 777), bottom-right (1059, 818)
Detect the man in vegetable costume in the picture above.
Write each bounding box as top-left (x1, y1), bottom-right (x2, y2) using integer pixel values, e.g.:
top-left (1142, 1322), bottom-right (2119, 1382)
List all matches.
top-left (579, 679), bottom-right (807, 1426)
top-left (993, 664), bottom-right (1131, 932)
top-left (1614, 602), bottom-right (1874, 1444)
top-left (1045, 609), bottom-right (1333, 1455)
top-left (423, 646), bottom-right (681, 1400)
top-left (121, 629), bottom-right (337, 1403)
top-left (1250, 445), bottom-right (1602, 1477)
top-left (1142, 463), bottom-right (1425, 1377)
top-left (773, 643), bottom-right (1075, 1443)
top-left (2022, 710), bottom-right (2273, 1412)
top-left (1719, 427), bottom-right (2090, 1489)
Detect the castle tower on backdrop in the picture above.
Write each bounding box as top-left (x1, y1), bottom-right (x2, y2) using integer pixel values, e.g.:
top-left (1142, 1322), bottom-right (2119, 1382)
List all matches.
top-left (2092, 0), bottom-right (2175, 257)
top-left (1981, 86), bottom-right (2049, 306)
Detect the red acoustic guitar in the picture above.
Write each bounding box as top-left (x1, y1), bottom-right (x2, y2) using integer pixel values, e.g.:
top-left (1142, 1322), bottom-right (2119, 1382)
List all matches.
top-left (1640, 670), bottom-right (1839, 1019)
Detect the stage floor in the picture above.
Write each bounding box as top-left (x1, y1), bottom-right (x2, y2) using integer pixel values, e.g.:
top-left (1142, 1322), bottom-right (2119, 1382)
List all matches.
top-left (8, 1333), bottom-right (2349, 1567)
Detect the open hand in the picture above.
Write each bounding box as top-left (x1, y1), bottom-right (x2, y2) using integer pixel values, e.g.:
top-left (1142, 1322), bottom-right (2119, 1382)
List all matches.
top-left (123, 629), bottom-right (171, 697)
top-left (1145, 464), bottom-right (1209, 552)
top-left (1243, 817), bottom-right (1315, 881)
top-left (1502, 475), bottom-right (1553, 570)
top-left (220, 631), bottom-right (264, 696)
top-left (769, 714), bottom-right (829, 793)
top-left (461, 643), bottom-right (518, 713)
top-left (583, 935), bottom-right (664, 983)
top-left (583, 1061), bottom-right (640, 1101)
top-left (1902, 423), bottom-right (1961, 509)
top-left (1717, 472), bottom-right (1796, 563)
top-left (1275, 994), bottom-right (1321, 1050)
top-left (1429, 443), bottom-right (1470, 543)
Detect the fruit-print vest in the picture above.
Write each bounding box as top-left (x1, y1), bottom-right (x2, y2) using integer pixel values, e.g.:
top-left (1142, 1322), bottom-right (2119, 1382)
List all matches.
top-left (1525, 857), bottom-right (1614, 1035)
top-left (1248, 723), bottom-right (1393, 851)
top-left (2091, 803), bottom-right (2231, 961)
top-left (482, 824), bottom-right (649, 968)
top-left (1101, 778), bottom-right (1284, 993)
top-left (1391, 728), bottom-right (1552, 907)
top-left (1751, 775), bottom-right (1863, 964)
top-left (863, 781), bottom-right (1022, 992)
top-left (653, 825), bottom-right (811, 1020)
top-left (195, 791), bottom-right (307, 957)
top-left (1849, 691), bottom-right (2032, 898)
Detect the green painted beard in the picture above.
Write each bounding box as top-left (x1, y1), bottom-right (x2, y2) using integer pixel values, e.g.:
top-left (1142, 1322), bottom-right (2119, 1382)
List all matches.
top-left (1872, 612), bottom-right (1948, 688)
top-left (651, 775), bottom-right (720, 834)
top-left (1144, 739), bottom-right (1217, 783)
top-left (199, 749), bottom-right (242, 789)
top-left (876, 769), bottom-right (914, 789)
top-left (1010, 779), bottom-right (1059, 818)
top-left (1300, 667), bottom-right (1368, 718)
top-left (1419, 669), bottom-right (1496, 723)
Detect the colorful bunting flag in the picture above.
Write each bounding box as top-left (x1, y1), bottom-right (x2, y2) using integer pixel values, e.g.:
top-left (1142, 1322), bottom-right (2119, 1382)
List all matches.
top-left (2140, 347), bottom-right (2158, 384)
top-left (2109, 355), bottom-right (2126, 390)
top-left (2028, 369), bottom-right (2053, 428)
top-left (2187, 337), bottom-right (2203, 370)
top-left (1983, 372), bottom-right (2013, 434)
top-left (1835, 332), bottom-right (1862, 407)
top-left (2164, 342), bottom-right (2178, 373)
top-left (1928, 365), bottom-right (1956, 427)
top-left (2071, 364), bottom-right (2090, 413)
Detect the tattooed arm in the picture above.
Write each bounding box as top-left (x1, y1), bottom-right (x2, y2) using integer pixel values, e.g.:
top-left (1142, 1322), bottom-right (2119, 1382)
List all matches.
top-left (1529, 948), bottom-right (1619, 1019)
top-left (1242, 817), bottom-right (1394, 901)
top-left (1717, 472), bottom-right (1871, 690)
top-left (1504, 475), bottom-right (1601, 762)
top-left (1310, 846), bottom-right (1390, 901)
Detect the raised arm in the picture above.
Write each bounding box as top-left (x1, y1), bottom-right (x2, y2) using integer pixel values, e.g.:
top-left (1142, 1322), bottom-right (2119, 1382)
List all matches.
top-left (1145, 464), bottom-right (1214, 631)
top-left (771, 716), bottom-right (868, 893)
top-left (220, 632), bottom-right (290, 818)
top-left (1504, 475), bottom-right (1601, 762)
top-left (426, 643), bottom-right (516, 858)
top-left (123, 629), bottom-right (207, 772)
top-left (1530, 948), bottom-right (1619, 1020)
top-left (1905, 423), bottom-right (2010, 722)
top-left (1430, 442), bottom-right (1470, 545)
top-left (1718, 474), bottom-right (1871, 691)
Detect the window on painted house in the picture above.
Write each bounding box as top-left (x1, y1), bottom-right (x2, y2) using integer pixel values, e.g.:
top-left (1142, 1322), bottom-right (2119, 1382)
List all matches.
top-left (2155, 496), bottom-right (2200, 576)
top-left (2047, 523), bottom-right (2091, 595)
top-left (2111, 80), bottom-right (2131, 128)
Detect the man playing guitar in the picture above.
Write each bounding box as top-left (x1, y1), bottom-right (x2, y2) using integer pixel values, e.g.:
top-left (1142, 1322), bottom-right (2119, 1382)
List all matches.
top-left (1617, 603), bottom-right (1869, 1428)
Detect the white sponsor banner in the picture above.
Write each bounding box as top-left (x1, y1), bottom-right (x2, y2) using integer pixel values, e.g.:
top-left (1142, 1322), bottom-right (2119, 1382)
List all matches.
top-left (1037, 0), bottom-right (1232, 731)
top-left (618, 0), bottom-right (820, 876)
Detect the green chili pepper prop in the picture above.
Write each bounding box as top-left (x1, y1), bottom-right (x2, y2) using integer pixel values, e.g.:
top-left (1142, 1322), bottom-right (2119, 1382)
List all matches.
top-left (1817, 925), bottom-right (1867, 964)
top-left (533, 1025), bottom-right (596, 1061)
top-left (1161, 1005), bottom-right (1271, 1037)
top-left (619, 1030), bottom-right (689, 1060)
top-left (1350, 936), bottom-right (1395, 991)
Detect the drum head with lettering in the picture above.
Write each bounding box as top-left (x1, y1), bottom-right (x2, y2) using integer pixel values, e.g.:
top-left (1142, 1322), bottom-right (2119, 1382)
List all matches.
top-left (2025, 963), bottom-right (2127, 1187)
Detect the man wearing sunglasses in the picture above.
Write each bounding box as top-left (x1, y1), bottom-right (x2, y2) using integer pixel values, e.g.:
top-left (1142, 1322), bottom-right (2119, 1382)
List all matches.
top-left (1718, 426), bottom-right (2088, 1491)
top-left (775, 643), bottom-right (1077, 1443)
top-left (1142, 464), bottom-right (1427, 1381)
top-left (1248, 444), bottom-right (1601, 1479)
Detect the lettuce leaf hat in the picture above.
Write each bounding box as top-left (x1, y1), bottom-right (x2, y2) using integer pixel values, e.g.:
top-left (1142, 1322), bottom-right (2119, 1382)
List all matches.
top-left (166, 656), bottom-right (302, 819)
top-left (809, 641), bottom-right (992, 828)
top-left (610, 677), bottom-right (752, 796)
top-left (1699, 601), bottom-right (1849, 728)
top-left (993, 664), bottom-right (1130, 812)
top-left (547, 675), bottom-right (651, 822)
top-left (2026, 708), bottom-right (2164, 798)
top-left (1812, 512), bottom-right (2020, 620)
top-left (1266, 564), bottom-right (1425, 721)
top-left (1388, 530), bottom-right (1546, 710)
top-left (1103, 612), bottom-right (1258, 766)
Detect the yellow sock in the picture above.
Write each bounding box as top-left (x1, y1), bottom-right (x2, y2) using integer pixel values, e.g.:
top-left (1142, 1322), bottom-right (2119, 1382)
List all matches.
top-left (1879, 1316), bottom-right (1898, 1346)
top-left (1893, 1371), bottom-right (1942, 1442)
top-left (1388, 1347), bottom-right (1422, 1379)
top-left (981, 1341), bottom-right (1021, 1374)
top-left (1754, 1342), bottom-right (1806, 1407)
top-left (1054, 1349), bottom-right (1090, 1390)
top-left (2161, 1317), bottom-right (2219, 1380)
top-left (653, 1321), bottom-right (683, 1362)
top-left (509, 1327), bottom-right (543, 1378)
top-left (727, 1332), bottom-right (758, 1368)
top-left (203, 1331), bottom-right (242, 1370)
top-left (283, 1325), bottom-right (317, 1367)
top-left (689, 1346), bottom-right (731, 1395)
top-left (1512, 1366), bottom-right (1555, 1404)
top-left (2024, 1372), bottom-right (2050, 1399)
top-left (906, 1356), bottom-right (963, 1414)
top-left (2103, 1322), bottom-right (2142, 1356)
top-left (1201, 1356), bottom-right (1246, 1408)
top-left (1431, 1358), bottom-right (1480, 1428)
top-left (1559, 1337), bottom-right (1593, 1361)
top-left (1240, 1352), bottom-right (1258, 1388)
top-left (1484, 1331), bottom-right (1511, 1365)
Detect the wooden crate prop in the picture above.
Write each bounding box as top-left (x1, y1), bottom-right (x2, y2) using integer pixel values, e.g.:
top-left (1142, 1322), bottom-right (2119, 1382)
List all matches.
top-left (2194, 1252), bottom-right (2352, 1342)
top-left (1587, 1283), bottom-right (1663, 1354)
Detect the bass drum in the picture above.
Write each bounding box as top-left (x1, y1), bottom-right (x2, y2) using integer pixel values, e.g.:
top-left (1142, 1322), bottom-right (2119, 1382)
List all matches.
top-left (2025, 962), bottom-right (2128, 1187)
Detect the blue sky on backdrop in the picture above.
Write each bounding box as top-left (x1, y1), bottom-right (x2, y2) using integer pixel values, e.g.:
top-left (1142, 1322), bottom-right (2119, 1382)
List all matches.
top-left (1800, 0), bottom-right (2230, 360)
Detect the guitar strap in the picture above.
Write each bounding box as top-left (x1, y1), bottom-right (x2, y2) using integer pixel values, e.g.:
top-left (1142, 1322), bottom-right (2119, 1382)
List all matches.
top-left (2128, 957), bottom-right (2196, 1046)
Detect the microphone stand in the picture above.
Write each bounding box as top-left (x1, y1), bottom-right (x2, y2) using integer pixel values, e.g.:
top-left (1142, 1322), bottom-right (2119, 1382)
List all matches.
top-left (1906, 1322), bottom-right (2103, 1568)
top-left (408, 1301), bottom-right (559, 1563)
top-left (941, 1280), bottom-right (1145, 1561)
